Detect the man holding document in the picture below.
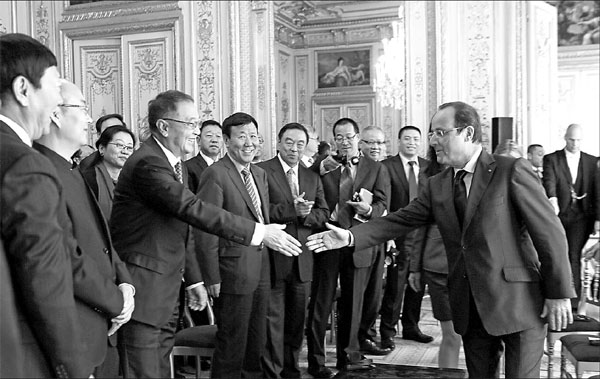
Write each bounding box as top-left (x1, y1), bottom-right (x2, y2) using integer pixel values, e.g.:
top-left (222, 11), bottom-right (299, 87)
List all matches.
top-left (306, 118), bottom-right (390, 376)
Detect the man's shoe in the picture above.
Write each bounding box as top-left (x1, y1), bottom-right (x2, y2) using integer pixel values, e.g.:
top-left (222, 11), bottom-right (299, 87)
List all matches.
top-left (380, 337), bottom-right (395, 350)
top-left (342, 358), bottom-right (375, 372)
top-left (360, 339), bottom-right (392, 355)
top-left (307, 365), bottom-right (334, 379)
top-left (403, 330), bottom-right (434, 343)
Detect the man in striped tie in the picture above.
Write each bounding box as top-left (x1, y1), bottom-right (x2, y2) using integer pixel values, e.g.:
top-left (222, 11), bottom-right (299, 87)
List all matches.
top-left (195, 112), bottom-right (296, 378)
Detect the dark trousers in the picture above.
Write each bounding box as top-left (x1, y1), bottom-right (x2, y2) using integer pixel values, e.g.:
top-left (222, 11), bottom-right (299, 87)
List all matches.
top-left (379, 248), bottom-right (424, 340)
top-left (462, 287), bottom-right (546, 378)
top-left (262, 268), bottom-right (310, 378)
top-left (94, 344), bottom-right (119, 378)
top-left (211, 266), bottom-right (270, 379)
top-left (561, 213), bottom-right (592, 300)
top-left (337, 247), bottom-right (384, 365)
top-left (306, 250), bottom-right (340, 369)
top-left (118, 305), bottom-right (179, 378)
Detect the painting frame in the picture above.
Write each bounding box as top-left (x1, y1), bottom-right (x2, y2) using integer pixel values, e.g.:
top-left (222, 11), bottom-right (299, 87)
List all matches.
top-left (315, 48), bottom-right (372, 91)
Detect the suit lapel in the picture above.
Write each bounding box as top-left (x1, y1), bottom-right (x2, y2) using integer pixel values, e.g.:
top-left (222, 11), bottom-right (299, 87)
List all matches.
top-left (354, 158), bottom-right (369, 192)
top-left (463, 151), bottom-right (495, 233)
top-left (557, 150), bottom-right (573, 184)
top-left (224, 155), bottom-right (260, 222)
top-left (270, 160), bottom-right (295, 203)
top-left (392, 155), bottom-right (409, 190)
top-left (252, 166), bottom-right (270, 223)
top-left (438, 168), bottom-right (462, 236)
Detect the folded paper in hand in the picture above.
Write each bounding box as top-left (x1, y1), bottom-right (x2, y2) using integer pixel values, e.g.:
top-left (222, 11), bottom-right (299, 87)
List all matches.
top-left (354, 188), bottom-right (373, 223)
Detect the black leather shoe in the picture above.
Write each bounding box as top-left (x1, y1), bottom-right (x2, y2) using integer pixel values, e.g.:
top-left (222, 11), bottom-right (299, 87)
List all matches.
top-left (403, 330), bottom-right (434, 343)
top-left (342, 358), bottom-right (375, 372)
top-left (360, 339), bottom-right (392, 355)
top-left (307, 365), bottom-right (334, 379)
top-left (380, 337), bottom-right (395, 350)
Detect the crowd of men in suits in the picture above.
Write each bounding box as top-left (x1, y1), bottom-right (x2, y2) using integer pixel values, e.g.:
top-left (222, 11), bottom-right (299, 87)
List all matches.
top-left (1, 32), bottom-right (599, 379)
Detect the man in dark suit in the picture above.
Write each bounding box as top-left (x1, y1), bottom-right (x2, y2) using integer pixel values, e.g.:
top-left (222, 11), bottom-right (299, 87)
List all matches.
top-left (184, 119), bottom-right (223, 193)
top-left (110, 92), bottom-right (301, 378)
top-left (543, 124), bottom-right (599, 303)
top-left (195, 112), bottom-right (286, 378)
top-left (527, 144), bottom-right (545, 180)
top-left (306, 118), bottom-right (389, 376)
top-left (258, 122), bottom-right (330, 378)
top-left (378, 126), bottom-right (433, 350)
top-left (35, 79), bottom-right (136, 377)
top-left (0, 33), bottom-right (90, 378)
top-left (308, 101), bottom-right (574, 378)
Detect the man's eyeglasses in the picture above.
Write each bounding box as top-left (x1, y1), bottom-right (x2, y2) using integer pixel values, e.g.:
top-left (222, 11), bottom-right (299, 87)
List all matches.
top-left (361, 140), bottom-right (385, 146)
top-left (161, 118), bottom-right (201, 130)
top-left (428, 127), bottom-right (464, 139)
top-left (107, 142), bottom-right (134, 153)
top-left (334, 134), bottom-right (357, 143)
top-left (59, 104), bottom-right (89, 113)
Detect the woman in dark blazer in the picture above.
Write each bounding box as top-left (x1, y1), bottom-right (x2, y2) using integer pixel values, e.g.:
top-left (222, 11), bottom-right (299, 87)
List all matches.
top-left (81, 125), bottom-right (135, 218)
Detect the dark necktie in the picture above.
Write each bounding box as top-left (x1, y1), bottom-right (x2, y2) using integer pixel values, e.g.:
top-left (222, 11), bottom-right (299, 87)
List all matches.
top-left (408, 161), bottom-right (418, 200)
top-left (337, 163), bottom-right (354, 228)
top-left (286, 168), bottom-right (299, 198)
top-left (453, 169), bottom-right (468, 229)
top-left (242, 168), bottom-right (264, 223)
top-left (174, 161), bottom-right (183, 183)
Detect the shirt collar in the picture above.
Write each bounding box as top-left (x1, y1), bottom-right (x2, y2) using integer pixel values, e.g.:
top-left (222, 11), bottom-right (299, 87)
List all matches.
top-left (153, 136), bottom-right (180, 168)
top-left (398, 153), bottom-right (418, 167)
top-left (455, 144), bottom-right (483, 176)
top-left (228, 154), bottom-right (251, 175)
top-left (0, 114), bottom-right (32, 146)
top-left (564, 149), bottom-right (580, 159)
top-left (199, 150), bottom-right (217, 166)
top-left (277, 153), bottom-right (298, 175)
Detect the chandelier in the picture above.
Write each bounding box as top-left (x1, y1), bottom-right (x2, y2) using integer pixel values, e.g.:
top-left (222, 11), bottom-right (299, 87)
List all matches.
top-left (374, 6), bottom-right (405, 110)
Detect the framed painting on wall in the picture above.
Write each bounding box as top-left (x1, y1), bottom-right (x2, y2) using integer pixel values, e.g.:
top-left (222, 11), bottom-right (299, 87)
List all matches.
top-left (316, 48), bottom-right (371, 89)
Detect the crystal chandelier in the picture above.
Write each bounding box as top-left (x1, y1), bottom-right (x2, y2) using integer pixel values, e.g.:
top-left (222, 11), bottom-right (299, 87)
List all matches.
top-left (374, 6), bottom-right (405, 110)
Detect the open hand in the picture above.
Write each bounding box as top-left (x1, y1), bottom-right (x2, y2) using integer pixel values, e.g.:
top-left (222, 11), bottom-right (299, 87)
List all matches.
top-left (306, 223), bottom-right (351, 253)
top-left (541, 298), bottom-right (573, 331)
top-left (263, 224), bottom-right (302, 256)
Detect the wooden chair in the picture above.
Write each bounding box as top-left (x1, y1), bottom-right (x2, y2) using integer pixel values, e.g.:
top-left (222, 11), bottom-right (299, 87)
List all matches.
top-left (169, 300), bottom-right (217, 379)
top-left (545, 237), bottom-right (600, 378)
top-left (558, 241), bottom-right (600, 378)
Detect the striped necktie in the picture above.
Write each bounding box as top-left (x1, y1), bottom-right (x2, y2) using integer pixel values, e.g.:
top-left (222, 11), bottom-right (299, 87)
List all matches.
top-left (337, 163), bottom-right (354, 228)
top-left (174, 161), bottom-right (183, 183)
top-left (242, 168), bottom-right (264, 223)
top-left (286, 168), bottom-right (299, 198)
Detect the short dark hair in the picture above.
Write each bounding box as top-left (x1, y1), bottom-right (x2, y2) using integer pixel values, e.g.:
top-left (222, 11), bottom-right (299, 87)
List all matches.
top-left (0, 33), bottom-right (58, 100)
top-left (95, 125), bottom-right (136, 150)
top-left (95, 113), bottom-right (125, 134)
top-left (318, 141), bottom-right (331, 155)
top-left (527, 144), bottom-right (543, 154)
top-left (148, 90), bottom-right (194, 133)
top-left (438, 101), bottom-right (482, 143)
top-left (333, 118), bottom-right (359, 136)
top-left (200, 120), bottom-right (222, 134)
top-left (398, 125), bottom-right (421, 139)
top-left (222, 112), bottom-right (258, 138)
top-left (278, 122), bottom-right (309, 142)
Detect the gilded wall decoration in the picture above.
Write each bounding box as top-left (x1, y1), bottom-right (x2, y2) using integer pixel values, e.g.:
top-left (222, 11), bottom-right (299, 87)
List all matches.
top-left (258, 66), bottom-right (266, 110)
top-left (196, 0), bottom-right (216, 121)
top-left (295, 55), bottom-right (308, 124)
top-left (322, 108), bottom-right (341, 141)
top-left (35, 2), bottom-right (50, 47)
top-left (132, 44), bottom-right (165, 141)
top-left (279, 52), bottom-right (290, 124)
top-left (61, 2), bottom-right (179, 23)
top-left (0, 17), bottom-right (7, 35)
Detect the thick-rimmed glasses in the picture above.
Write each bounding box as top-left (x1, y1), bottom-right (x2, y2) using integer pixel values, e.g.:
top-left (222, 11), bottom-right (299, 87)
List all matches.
top-left (161, 117), bottom-right (201, 130)
top-left (428, 127), bottom-right (464, 139)
top-left (107, 142), bottom-right (134, 153)
top-left (59, 103), bottom-right (89, 113)
top-left (334, 134), bottom-right (357, 143)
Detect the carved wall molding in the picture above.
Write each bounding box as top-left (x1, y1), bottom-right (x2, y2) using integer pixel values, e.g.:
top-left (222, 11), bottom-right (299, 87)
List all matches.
top-left (61, 2), bottom-right (180, 23)
top-left (295, 55), bottom-right (308, 124)
top-left (61, 21), bottom-right (177, 38)
top-left (196, 0), bottom-right (216, 121)
top-left (35, 1), bottom-right (50, 46)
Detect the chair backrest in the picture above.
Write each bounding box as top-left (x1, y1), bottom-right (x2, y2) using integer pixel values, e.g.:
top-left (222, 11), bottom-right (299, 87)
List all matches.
top-left (578, 235), bottom-right (600, 317)
top-left (183, 299), bottom-right (215, 328)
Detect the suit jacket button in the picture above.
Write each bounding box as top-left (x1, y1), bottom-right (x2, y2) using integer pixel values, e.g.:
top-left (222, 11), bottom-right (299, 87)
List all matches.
top-left (103, 247), bottom-right (109, 254)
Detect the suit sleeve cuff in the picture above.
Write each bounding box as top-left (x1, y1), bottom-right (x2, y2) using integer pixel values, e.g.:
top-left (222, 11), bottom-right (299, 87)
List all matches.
top-left (251, 223), bottom-right (265, 246)
top-left (185, 282), bottom-right (204, 290)
top-left (348, 231), bottom-right (355, 247)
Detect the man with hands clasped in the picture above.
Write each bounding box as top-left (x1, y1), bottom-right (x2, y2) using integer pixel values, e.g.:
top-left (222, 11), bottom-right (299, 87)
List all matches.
top-left (308, 102), bottom-right (574, 379)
